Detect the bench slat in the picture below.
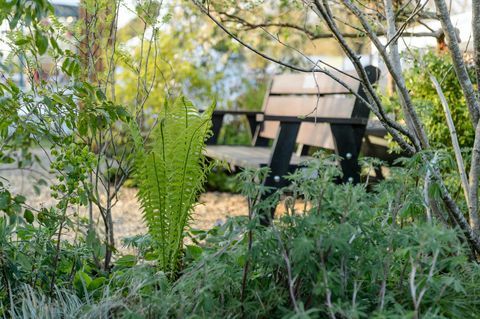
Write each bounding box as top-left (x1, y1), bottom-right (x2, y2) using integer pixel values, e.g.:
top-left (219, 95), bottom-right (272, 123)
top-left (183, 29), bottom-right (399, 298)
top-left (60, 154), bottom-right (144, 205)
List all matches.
top-left (205, 145), bottom-right (310, 168)
top-left (270, 72), bottom-right (360, 95)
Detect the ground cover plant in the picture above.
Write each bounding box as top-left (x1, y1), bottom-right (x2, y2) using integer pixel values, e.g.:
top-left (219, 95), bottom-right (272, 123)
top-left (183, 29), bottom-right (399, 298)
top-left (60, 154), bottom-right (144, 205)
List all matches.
top-left (4, 155), bottom-right (480, 318)
top-left (2, 0), bottom-right (480, 318)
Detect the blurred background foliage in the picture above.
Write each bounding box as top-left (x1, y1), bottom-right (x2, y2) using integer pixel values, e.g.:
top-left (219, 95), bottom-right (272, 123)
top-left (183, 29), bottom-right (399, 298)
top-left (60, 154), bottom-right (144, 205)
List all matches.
top-left (404, 50), bottom-right (476, 148)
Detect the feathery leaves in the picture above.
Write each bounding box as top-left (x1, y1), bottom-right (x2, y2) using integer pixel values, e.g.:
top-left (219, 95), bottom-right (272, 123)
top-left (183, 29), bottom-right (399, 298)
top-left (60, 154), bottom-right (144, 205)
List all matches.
top-left (134, 97), bottom-right (213, 275)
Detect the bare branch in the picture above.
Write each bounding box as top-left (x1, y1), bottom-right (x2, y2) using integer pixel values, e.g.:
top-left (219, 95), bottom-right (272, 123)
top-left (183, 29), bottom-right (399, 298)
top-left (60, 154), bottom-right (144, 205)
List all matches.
top-left (217, 10), bottom-right (436, 40)
top-left (430, 75), bottom-right (473, 225)
top-left (473, 0), bottom-right (480, 92)
top-left (337, 0), bottom-right (429, 149)
top-left (311, 0), bottom-right (418, 153)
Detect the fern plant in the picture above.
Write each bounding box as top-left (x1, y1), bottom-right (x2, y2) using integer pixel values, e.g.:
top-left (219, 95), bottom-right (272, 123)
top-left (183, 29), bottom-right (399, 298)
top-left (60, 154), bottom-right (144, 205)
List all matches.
top-left (133, 97), bottom-right (213, 275)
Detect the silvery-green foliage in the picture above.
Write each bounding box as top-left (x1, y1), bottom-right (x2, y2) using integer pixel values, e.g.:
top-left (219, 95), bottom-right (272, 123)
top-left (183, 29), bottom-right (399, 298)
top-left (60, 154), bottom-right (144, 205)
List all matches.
top-left (9, 285), bottom-right (82, 319)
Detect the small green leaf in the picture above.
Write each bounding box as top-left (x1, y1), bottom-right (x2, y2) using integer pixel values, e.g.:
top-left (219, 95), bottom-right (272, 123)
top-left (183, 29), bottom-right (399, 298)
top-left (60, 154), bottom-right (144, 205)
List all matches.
top-left (74, 271), bottom-right (92, 292)
top-left (23, 209), bottom-right (34, 224)
top-left (88, 277), bottom-right (106, 291)
top-left (115, 255), bottom-right (136, 268)
top-left (95, 89), bottom-right (106, 101)
top-left (50, 37), bottom-right (62, 54)
top-left (144, 252), bottom-right (157, 261)
top-left (186, 245), bottom-right (203, 260)
top-left (0, 192), bottom-right (11, 210)
top-left (14, 195), bottom-right (26, 204)
top-left (35, 32), bottom-right (48, 55)
top-left (15, 38), bottom-right (30, 45)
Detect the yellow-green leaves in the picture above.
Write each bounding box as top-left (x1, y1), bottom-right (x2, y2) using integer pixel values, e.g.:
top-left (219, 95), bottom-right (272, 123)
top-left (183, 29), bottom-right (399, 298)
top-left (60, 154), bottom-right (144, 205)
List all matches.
top-left (135, 97), bottom-right (214, 277)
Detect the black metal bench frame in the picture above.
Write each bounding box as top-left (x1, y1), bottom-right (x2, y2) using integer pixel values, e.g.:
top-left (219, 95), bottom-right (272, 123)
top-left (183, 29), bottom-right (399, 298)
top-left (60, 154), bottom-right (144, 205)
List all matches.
top-left (206, 66), bottom-right (380, 222)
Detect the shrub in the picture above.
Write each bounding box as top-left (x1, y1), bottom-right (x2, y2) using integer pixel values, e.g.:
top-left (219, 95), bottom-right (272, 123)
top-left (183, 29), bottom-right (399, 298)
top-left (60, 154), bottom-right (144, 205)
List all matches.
top-left (404, 50), bottom-right (476, 148)
top-left (26, 154), bottom-right (477, 319)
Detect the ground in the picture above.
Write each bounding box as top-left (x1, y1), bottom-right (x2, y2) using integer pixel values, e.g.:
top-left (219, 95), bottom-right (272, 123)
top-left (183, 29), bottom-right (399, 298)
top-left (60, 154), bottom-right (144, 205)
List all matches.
top-left (0, 150), bottom-right (307, 251)
top-left (1, 164), bottom-right (248, 247)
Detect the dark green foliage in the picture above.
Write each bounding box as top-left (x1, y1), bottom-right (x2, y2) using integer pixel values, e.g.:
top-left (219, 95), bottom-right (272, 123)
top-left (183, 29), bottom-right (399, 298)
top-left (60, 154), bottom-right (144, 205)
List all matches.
top-left (30, 154), bottom-right (477, 319)
top-left (134, 97), bottom-right (214, 275)
top-left (205, 168), bottom-right (239, 193)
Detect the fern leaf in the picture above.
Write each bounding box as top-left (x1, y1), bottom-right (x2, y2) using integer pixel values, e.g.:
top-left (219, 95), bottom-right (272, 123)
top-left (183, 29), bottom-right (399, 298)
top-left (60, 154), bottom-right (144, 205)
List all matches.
top-left (135, 97), bottom-right (214, 275)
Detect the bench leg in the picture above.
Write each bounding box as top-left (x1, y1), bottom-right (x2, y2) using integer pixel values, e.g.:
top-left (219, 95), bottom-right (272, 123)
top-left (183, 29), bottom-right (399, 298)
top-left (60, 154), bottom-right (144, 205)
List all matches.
top-left (259, 122), bottom-right (300, 225)
top-left (330, 124), bottom-right (365, 184)
top-left (206, 113), bottom-right (225, 145)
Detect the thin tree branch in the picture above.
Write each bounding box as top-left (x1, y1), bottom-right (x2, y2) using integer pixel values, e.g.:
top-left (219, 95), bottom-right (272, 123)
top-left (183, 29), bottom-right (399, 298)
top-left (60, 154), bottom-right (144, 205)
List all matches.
top-left (430, 75), bottom-right (473, 225)
top-left (217, 10), bottom-right (436, 40)
top-left (338, 0), bottom-right (429, 149)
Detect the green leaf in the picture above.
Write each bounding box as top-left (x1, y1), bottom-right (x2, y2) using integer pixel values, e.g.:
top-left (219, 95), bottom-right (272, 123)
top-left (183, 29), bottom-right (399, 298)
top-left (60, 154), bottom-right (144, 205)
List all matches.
top-left (186, 245), bottom-right (203, 260)
top-left (74, 271), bottom-right (92, 292)
top-left (0, 192), bottom-right (11, 210)
top-left (35, 32), bottom-right (48, 55)
top-left (144, 252), bottom-right (157, 261)
top-left (15, 38), bottom-right (30, 45)
top-left (88, 277), bottom-right (106, 291)
top-left (14, 195), bottom-right (26, 204)
top-left (23, 209), bottom-right (34, 224)
top-left (78, 116), bottom-right (88, 136)
top-left (115, 255), bottom-right (137, 268)
top-left (50, 37), bottom-right (62, 54)
top-left (96, 89), bottom-right (106, 101)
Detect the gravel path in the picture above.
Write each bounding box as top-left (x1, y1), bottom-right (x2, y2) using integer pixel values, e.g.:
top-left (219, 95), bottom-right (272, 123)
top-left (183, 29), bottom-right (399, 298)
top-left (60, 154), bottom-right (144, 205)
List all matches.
top-left (1, 150), bottom-right (307, 251)
top-left (1, 166), bottom-right (249, 246)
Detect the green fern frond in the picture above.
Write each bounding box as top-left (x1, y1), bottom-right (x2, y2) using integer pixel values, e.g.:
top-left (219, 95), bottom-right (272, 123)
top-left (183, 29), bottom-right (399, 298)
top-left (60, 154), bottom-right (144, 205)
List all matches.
top-left (135, 97), bottom-right (214, 275)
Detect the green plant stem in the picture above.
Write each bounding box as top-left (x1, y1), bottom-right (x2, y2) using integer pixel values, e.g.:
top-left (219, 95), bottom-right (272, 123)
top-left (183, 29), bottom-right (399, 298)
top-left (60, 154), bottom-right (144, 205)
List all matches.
top-left (50, 205), bottom-right (67, 296)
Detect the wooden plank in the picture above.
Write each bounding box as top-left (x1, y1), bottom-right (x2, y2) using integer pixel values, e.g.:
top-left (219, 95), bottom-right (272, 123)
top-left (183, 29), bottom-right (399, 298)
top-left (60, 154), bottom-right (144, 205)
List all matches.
top-left (264, 95), bottom-right (356, 117)
top-left (259, 115), bottom-right (367, 124)
top-left (270, 71), bottom-right (360, 95)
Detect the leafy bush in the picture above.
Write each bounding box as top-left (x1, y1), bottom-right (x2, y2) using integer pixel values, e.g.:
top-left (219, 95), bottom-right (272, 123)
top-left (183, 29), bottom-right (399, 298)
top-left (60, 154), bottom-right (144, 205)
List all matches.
top-left (6, 155), bottom-right (478, 318)
top-left (404, 50), bottom-right (476, 148)
top-left (153, 155), bottom-right (480, 319)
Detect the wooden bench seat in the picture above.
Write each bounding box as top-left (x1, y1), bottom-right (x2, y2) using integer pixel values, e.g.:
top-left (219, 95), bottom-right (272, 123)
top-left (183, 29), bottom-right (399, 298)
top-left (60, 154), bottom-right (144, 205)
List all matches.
top-left (205, 66), bottom-right (382, 222)
top-left (205, 145), bottom-right (311, 169)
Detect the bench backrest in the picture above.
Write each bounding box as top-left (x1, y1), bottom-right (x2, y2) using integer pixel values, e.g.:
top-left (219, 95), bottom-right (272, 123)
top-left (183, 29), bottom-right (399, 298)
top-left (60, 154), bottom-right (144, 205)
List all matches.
top-left (258, 66), bottom-right (379, 150)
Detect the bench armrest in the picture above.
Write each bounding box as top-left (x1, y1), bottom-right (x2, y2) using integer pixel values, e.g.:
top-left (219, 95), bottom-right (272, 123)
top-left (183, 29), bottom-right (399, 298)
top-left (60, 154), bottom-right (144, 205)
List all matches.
top-left (206, 109), bottom-right (264, 145)
top-left (258, 114), bottom-right (368, 125)
top-left (213, 110), bottom-right (263, 116)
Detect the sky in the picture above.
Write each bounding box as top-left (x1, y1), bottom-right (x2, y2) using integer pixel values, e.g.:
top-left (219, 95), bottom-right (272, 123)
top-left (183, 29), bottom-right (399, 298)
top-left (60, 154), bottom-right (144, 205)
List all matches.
top-left (51, 0), bottom-right (136, 28)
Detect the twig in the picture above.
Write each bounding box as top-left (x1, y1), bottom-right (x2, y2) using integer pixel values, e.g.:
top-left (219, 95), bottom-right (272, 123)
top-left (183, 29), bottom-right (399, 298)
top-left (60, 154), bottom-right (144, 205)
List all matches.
top-left (430, 76), bottom-right (471, 216)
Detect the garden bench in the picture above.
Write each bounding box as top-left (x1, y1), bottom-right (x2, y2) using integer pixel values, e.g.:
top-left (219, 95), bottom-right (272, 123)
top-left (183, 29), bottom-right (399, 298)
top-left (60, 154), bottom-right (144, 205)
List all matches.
top-left (205, 65), bottom-right (383, 192)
